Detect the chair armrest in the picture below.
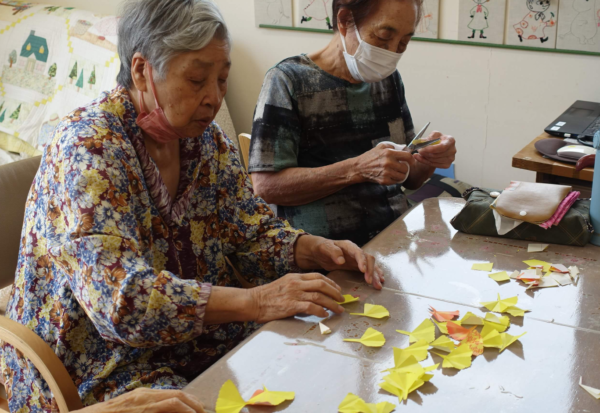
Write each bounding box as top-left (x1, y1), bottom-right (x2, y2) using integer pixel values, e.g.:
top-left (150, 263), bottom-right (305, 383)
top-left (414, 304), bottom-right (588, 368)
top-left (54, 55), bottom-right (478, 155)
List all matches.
top-left (0, 316), bottom-right (83, 412)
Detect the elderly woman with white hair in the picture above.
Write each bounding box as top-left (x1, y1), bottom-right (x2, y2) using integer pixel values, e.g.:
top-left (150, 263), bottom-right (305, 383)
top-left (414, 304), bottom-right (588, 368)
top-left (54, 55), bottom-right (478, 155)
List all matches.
top-left (0, 0), bottom-right (385, 411)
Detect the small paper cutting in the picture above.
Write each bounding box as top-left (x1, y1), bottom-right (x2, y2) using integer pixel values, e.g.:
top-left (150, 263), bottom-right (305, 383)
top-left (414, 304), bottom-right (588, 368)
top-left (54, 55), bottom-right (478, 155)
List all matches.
top-left (350, 303), bottom-right (390, 319)
top-left (429, 306), bottom-right (459, 322)
top-left (527, 243), bottom-right (549, 253)
top-left (569, 266), bottom-right (580, 284)
top-left (447, 321), bottom-right (475, 341)
top-left (472, 262), bottom-right (494, 272)
top-left (551, 264), bottom-right (569, 273)
top-left (337, 295), bottom-right (360, 305)
top-left (429, 336), bottom-right (456, 352)
top-left (579, 377), bottom-right (600, 400)
top-left (499, 331), bottom-right (526, 352)
top-left (397, 319), bottom-right (435, 343)
top-left (509, 270), bottom-right (520, 279)
top-left (460, 312), bottom-right (484, 325)
top-left (319, 322), bottom-right (331, 335)
top-left (489, 271), bottom-right (511, 282)
top-left (338, 393), bottom-right (396, 413)
top-left (549, 272), bottom-right (573, 286)
top-left (344, 327), bottom-right (386, 348)
top-left (434, 342), bottom-right (473, 370)
top-left (480, 324), bottom-right (503, 349)
top-left (527, 276), bottom-right (559, 289)
top-left (216, 380), bottom-right (295, 413)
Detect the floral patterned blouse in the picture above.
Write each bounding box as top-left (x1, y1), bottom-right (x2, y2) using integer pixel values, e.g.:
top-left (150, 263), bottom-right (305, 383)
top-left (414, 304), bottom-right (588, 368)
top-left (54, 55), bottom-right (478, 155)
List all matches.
top-left (1, 86), bottom-right (303, 411)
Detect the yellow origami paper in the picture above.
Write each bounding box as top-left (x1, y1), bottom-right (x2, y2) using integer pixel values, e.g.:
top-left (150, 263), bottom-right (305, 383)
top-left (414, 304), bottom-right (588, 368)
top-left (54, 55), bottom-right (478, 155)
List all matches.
top-left (579, 377), bottom-right (600, 400)
top-left (216, 380), bottom-right (295, 413)
top-left (429, 335), bottom-right (456, 352)
top-left (504, 306), bottom-right (528, 317)
top-left (480, 324), bottom-right (503, 349)
top-left (472, 262), bottom-right (494, 272)
top-left (483, 313), bottom-right (510, 333)
top-left (338, 294), bottom-right (360, 305)
top-left (397, 319), bottom-right (435, 343)
top-left (379, 370), bottom-right (432, 402)
top-left (499, 332), bottom-right (527, 352)
top-left (338, 393), bottom-right (396, 413)
top-left (350, 303), bottom-right (390, 319)
top-left (488, 271), bottom-right (510, 282)
top-left (481, 294), bottom-right (519, 313)
top-left (393, 339), bottom-right (429, 365)
top-left (523, 259), bottom-right (552, 272)
top-left (344, 327), bottom-right (386, 347)
top-left (460, 312), bottom-right (484, 325)
top-left (434, 342), bottom-right (473, 370)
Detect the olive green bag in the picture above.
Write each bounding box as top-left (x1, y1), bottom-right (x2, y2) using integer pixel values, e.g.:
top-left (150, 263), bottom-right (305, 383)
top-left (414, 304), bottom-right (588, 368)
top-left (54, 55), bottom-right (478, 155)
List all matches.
top-left (450, 187), bottom-right (594, 247)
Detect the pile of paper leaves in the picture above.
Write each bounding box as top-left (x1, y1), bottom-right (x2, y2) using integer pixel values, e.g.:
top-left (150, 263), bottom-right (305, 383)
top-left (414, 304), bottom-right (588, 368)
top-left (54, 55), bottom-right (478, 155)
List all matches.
top-left (473, 260), bottom-right (581, 289)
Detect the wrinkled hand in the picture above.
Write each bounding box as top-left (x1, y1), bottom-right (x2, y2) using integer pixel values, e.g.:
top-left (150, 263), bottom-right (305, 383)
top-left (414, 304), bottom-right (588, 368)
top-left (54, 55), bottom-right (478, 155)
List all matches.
top-left (413, 131), bottom-right (456, 169)
top-left (74, 388), bottom-right (206, 413)
top-left (354, 143), bottom-right (415, 185)
top-left (250, 273), bottom-right (345, 323)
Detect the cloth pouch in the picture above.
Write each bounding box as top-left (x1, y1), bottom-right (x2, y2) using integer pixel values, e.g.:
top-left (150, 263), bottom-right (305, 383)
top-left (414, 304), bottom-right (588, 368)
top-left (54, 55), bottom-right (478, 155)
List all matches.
top-left (451, 188), bottom-right (593, 247)
top-left (491, 181), bottom-right (572, 224)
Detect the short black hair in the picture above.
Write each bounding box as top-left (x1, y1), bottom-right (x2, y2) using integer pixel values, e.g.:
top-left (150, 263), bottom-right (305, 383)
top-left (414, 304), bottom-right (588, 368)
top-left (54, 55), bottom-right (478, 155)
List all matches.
top-left (331, 0), bottom-right (423, 32)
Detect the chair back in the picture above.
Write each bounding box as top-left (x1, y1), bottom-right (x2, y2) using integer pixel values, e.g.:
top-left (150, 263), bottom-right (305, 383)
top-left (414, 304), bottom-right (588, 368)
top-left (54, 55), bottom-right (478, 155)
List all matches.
top-left (238, 133), bottom-right (251, 170)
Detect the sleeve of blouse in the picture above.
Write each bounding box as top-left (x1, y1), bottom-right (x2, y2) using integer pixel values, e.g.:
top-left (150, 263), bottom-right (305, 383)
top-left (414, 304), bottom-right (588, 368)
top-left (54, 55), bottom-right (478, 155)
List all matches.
top-left (214, 126), bottom-right (305, 286)
top-left (46, 120), bottom-right (211, 348)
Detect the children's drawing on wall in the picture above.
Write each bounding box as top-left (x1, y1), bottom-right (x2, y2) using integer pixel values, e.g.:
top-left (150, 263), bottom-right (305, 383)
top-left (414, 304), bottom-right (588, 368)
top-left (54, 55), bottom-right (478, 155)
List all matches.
top-left (299, 0), bottom-right (333, 30)
top-left (507, 0), bottom-right (557, 48)
top-left (414, 0), bottom-right (440, 39)
top-left (458, 0), bottom-right (506, 44)
top-left (557, 0), bottom-right (600, 52)
top-left (254, 0), bottom-right (292, 27)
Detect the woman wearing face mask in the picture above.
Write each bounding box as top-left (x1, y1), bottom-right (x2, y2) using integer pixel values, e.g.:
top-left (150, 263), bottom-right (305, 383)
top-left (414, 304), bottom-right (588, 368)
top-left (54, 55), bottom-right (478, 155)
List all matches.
top-left (249, 0), bottom-right (457, 246)
top-left (1, 0), bottom-right (384, 410)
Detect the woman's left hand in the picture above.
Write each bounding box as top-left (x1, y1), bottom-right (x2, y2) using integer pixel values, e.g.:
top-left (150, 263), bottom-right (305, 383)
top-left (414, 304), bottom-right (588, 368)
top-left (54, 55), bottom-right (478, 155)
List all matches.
top-left (413, 131), bottom-right (457, 169)
top-left (295, 235), bottom-right (385, 289)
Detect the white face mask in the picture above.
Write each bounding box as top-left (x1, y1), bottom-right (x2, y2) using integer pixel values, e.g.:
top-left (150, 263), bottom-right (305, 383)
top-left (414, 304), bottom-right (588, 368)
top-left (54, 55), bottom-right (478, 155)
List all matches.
top-left (340, 26), bottom-right (403, 83)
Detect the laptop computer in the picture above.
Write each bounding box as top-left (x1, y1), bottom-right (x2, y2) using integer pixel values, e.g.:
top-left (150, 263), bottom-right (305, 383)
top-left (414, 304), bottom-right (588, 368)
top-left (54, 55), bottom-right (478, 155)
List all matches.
top-left (544, 100), bottom-right (600, 141)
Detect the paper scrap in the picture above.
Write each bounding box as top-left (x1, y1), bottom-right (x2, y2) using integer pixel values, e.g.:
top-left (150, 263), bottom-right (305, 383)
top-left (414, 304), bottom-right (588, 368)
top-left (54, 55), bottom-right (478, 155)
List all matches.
top-left (499, 331), bottom-right (527, 352)
top-left (489, 271), bottom-right (511, 282)
top-left (350, 303), bottom-right (390, 319)
top-left (429, 306), bottom-right (459, 322)
top-left (397, 319), bottom-right (435, 343)
top-left (579, 377), bottom-right (600, 400)
top-left (338, 393), bottom-right (396, 413)
top-left (527, 243), bottom-right (549, 253)
top-left (337, 295), bottom-right (360, 305)
top-left (429, 336), bottom-right (456, 352)
top-left (344, 327), bottom-right (386, 347)
top-left (447, 321), bottom-right (475, 341)
top-left (319, 322), bottom-right (331, 335)
top-left (509, 270), bottom-right (520, 279)
top-left (527, 276), bottom-right (559, 289)
top-left (393, 339), bottom-right (429, 365)
top-left (523, 260), bottom-right (552, 272)
top-left (460, 312), bottom-right (484, 325)
top-left (465, 329), bottom-right (484, 356)
top-left (549, 272), bottom-right (573, 286)
top-left (481, 294), bottom-right (518, 313)
top-left (216, 380), bottom-right (295, 413)
top-left (517, 270), bottom-right (541, 282)
top-left (551, 264), bottom-right (569, 273)
top-left (480, 324), bottom-right (502, 349)
top-left (472, 262), bottom-right (494, 272)
top-left (483, 313), bottom-right (510, 333)
top-left (434, 342), bottom-right (473, 370)
top-left (569, 266), bottom-right (580, 284)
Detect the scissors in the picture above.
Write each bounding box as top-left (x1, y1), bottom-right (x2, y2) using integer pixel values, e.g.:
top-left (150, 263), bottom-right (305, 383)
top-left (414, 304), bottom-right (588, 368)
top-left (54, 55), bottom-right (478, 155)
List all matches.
top-left (403, 122), bottom-right (441, 154)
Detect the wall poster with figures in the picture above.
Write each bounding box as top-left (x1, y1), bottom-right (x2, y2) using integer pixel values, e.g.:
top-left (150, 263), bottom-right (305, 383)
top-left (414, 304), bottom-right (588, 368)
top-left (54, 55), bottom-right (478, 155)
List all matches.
top-left (414, 0), bottom-right (440, 39)
top-left (254, 0), bottom-right (292, 27)
top-left (507, 0), bottom-right (558, 49)
top-left (299, 0), bottom-right (333, 30)
top-left (458, 0), bottom-right (507, 44)
top-left (557, 0), bottom-right (600, 53)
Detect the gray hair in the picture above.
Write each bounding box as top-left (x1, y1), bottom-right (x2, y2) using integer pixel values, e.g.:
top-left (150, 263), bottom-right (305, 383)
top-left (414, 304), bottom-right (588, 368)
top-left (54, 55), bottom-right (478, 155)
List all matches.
top-left (117, 0), bottom-right (231, 89)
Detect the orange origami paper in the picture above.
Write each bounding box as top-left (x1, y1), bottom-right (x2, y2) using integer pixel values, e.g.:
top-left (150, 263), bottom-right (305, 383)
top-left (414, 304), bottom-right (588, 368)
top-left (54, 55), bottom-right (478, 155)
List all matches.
top-left (465, 329), bottom-right (484, 356)
top-left (446, 321), bottom-right (475, 341)
top-left (429, 306), bottom-right (459, 322)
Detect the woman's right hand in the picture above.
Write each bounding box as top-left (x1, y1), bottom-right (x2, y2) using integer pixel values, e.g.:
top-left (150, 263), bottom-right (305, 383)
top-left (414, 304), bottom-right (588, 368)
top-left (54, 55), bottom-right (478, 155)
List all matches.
top-left (353, 143), bottom-right (415, 186)
top-left (250, 273), bottom-right (345, 323)
top-left (75, 388), bottom-right (206, 413)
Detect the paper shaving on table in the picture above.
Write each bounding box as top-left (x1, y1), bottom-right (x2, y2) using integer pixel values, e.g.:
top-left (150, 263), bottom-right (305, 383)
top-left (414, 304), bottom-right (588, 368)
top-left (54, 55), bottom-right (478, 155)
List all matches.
top-left (483, 313), bottom-right (510, 333)
top-left (549, 272), bottom-right (573, 286)
top-left (434, 342), bottom-right (473, 370)
top-left (517, 270), bottom-right (541, 282)
top-left (481, 294), bottom-right (519, 313)
top-left (344, 328), bottom-right (386, 347)
top-left (447, 321), bottom-right (475, 341)
top-left (527, 243), bottom-right (549, 252)
top-left (216, 380), bottom-right (295, 413)
top-left (499, 331), bottom-right (526, 352)
top-left (509, 270), bottom-right (520, 279)
top-left (480, 324), bottom-right (503, 349)
top-left (337, 295), bottom-right (360, 305)
top-left (429, 306), bottom-right (459, 322)
top-left (350, 303), bottom-right (390, 319)
top-left (396, 319), bottom-right (435, 343)
top-left (429, 336), bottom-right (456, 352)
top-left (338, 393), bottom-right (396, 413)
top-left (465, 329), bottom-right (484, 356)
top-left (523, 260), bottom-right (552, 272)
top-left (569, 266), bottom-right (580, 284)
top-left (526, 276), bottom-right (559, 290)
top-left (472, 262), bottom-right (494, 272)
top-left (392, 339), bottom-right (430, 365)
top-left (579, 377), bottom-right (600, 400)
top-left (319, 322), bottom-right (331, 335)
top-left (551, 264), bottom-right (569, 273)
top-left (488, 271), bottom-right (511, 282)
top-left (460, 312), bottom-right (484, 325)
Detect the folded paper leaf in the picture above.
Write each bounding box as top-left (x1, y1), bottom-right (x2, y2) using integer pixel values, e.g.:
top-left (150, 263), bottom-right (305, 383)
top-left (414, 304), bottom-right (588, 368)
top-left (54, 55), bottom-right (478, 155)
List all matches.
top-left (472, 262), bottom-right (494, 272)
top-left (337, 295), bottom-right (360, 305)
top-left (429, 306), bottom-right (459, 322)
top-left (480, 324), bottom-right (503, 348)
top-left (434, 342), bottom-right (473, 370)
top-left (523, 260), bottom-right (552, 272)
top-left (499, 331), bottom-right (526, 352)
top-left (465, 329), bottom-right (484, 356)
top-left (460, 312), bottom-right (484, 325)
top-left (338, 393), bottom-right (396, 413)
top-left (216, 381), bottom-right (295, 413)
top-left (527, 243), bottom-right (549, 252)
top-left (350, 303), bottom-right (390, 319)
top-left (396, 319), bottom-right (435, 343)
top-left (248, 387), bottom-right (295, 406)
top-left (385, 355), bottom-right (425, 375)
top-left (344, 328), bottom-right (386, 347)
top-left (393, 339), bottom-right (429, 365)
top-left (432, 319), bottom-right (448, 334)
top-left (447, 321), bottom-right (475, 341)
top-left (579, 377), bottom-right (600, 400)
top-left (489, 271), bottom-right (511, 282)
top-left (504, 306), bottom-right (528, 317)
top-left (379, 366), bottom-right (434, 403)
top-left (483, 313), bottom-right (510, 332)
top-left (429, 336), bottom-right (456, 352)
top-left (319, 322), bottom-right (331, 335)
top-left (481, 294), bottom-right (519, 313)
